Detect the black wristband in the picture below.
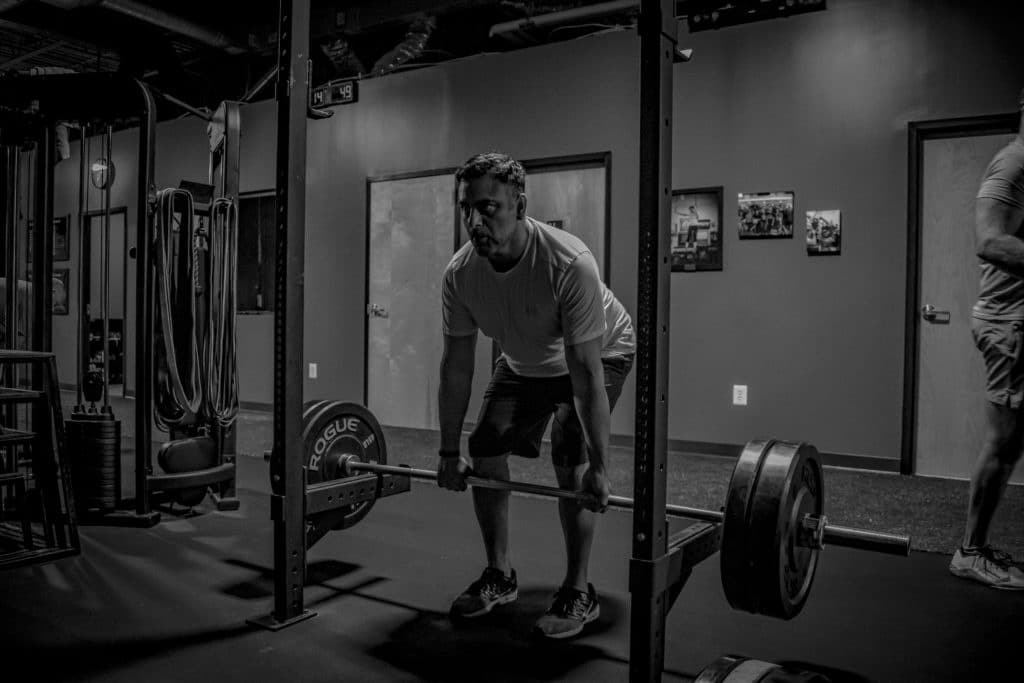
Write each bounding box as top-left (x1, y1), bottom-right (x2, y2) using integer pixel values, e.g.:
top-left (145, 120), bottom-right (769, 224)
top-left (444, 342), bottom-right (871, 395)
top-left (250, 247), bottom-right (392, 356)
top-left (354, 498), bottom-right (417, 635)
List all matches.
top-left (438, 449), bottom-right (461, 459)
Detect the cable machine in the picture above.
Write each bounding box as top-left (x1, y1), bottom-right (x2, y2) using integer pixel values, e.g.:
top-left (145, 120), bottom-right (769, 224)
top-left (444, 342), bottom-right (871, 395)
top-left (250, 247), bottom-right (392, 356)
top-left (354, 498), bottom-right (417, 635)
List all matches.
top-left (0, 72), bottom-right (240, 527)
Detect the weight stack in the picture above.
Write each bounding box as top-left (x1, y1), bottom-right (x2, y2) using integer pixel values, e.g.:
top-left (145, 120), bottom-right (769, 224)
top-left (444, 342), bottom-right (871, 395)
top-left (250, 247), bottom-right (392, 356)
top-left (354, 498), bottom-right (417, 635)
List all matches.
top-left (66, 413), bottom-right (122, 512)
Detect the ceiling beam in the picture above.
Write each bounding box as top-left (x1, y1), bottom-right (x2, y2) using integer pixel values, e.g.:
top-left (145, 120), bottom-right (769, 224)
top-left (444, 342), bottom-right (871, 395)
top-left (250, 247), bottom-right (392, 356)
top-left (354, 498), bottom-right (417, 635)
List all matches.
top-left (0, 38), bottom-right (67, 69)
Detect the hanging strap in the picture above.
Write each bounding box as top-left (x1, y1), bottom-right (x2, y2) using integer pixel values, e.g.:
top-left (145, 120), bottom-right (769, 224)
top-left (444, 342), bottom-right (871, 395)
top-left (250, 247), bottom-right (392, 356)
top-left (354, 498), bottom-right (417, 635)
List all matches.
top-left (153, 187), bottom-right (202, 429)
top-left (203, 196), bottom-right (238, 429)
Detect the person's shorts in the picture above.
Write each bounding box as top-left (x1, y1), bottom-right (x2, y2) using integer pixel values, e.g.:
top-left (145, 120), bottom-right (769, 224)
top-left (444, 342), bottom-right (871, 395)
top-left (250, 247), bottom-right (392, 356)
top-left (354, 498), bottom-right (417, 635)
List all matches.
top-left (972, 317), bottom-right (1024, 409)
top-left (468, 354), bottom-right (634, 467)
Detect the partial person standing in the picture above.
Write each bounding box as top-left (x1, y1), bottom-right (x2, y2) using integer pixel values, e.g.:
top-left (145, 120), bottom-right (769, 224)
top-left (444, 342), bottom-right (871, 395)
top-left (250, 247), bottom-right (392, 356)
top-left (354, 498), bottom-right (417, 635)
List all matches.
top-left (950, 89), bottom-right (1024, 590)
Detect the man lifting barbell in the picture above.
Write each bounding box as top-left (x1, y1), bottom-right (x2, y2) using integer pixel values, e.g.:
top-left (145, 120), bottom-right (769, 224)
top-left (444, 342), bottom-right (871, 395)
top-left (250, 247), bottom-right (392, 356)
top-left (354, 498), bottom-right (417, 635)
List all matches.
top-left (436, 152), bottom-right (636, 639)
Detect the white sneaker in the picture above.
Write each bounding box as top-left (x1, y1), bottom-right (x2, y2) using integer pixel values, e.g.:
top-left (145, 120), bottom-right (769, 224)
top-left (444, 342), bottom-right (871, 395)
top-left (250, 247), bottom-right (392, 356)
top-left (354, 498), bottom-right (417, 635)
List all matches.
top-left (949, 546), bottom-right (1024, 590)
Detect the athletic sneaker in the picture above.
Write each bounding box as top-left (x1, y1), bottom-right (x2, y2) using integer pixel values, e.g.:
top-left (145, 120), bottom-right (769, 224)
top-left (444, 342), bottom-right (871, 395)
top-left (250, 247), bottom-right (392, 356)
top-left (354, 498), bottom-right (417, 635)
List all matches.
top-left (533, 583), bottom-right (600, 639)
top-left (949, 545), bottom-right (1024, 590)
top-left (449, 567), bottom-right (518, 619)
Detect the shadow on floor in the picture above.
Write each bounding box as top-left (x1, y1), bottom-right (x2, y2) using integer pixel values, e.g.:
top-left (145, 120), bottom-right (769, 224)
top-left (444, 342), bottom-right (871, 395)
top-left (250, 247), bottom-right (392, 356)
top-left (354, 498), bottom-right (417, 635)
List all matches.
top-left (366, 587), bottom-right (632, 682)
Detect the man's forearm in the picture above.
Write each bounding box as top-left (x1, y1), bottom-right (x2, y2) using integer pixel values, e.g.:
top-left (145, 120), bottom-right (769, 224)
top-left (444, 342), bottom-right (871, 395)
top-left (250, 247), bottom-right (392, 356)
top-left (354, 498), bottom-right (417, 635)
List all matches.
top-left (979, 233), bottom-right (1024, 279)
top-left (573, 375), bottom-right (611, 472)
top-left (438, 365), bottom-right (474, 452)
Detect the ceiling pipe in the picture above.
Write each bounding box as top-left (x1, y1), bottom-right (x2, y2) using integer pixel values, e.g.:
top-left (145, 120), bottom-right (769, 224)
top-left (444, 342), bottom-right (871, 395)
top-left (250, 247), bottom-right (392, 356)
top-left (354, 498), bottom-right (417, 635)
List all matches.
top-left (0, 41), bottom-right (66, 69)
top-left (35, 0), bottom-right (247, 54)
top-left (488, 0), bottom-right (639, 39)
top-left (0, 0), bottom-right (29, 12)
top-left (240, 65), bottom-right (276, 103)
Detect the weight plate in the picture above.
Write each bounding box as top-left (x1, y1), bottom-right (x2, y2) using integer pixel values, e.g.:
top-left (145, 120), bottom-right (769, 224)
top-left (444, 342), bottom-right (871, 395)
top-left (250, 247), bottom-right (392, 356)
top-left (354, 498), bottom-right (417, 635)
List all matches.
top-left (266, 401), bottom-right (335, 495)
top-left (744, 441), bottom-right (823, 620)
top-left (721, 439), bottom-right (775, 615)
top-left (303, 401), bottom-right (387, 530)
top-left (722, 659), bottom-right (780, 682)
top-left (695, 656), bottom-right (783, 683)
top-left (695, 654), bottom-right (745, 683)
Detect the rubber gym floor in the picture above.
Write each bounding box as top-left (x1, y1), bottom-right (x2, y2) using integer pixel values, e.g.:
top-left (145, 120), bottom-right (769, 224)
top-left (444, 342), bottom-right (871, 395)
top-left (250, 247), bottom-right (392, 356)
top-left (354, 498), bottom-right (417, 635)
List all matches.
top-left (2, 420), bottom-right (1020, 683)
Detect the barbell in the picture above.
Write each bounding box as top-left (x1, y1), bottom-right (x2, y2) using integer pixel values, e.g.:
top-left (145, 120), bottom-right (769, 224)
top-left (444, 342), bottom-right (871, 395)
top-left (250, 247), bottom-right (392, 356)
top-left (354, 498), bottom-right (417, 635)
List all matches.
top-left (296, 400), bottom-right (912, 621)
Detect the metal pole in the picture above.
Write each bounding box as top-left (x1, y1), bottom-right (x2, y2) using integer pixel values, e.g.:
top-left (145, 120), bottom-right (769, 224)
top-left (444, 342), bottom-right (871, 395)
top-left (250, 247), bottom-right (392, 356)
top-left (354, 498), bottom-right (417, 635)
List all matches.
top-left (134, 79), bottom-right (158, 517)
top-left (248, 0), bottom-right (314, 631)
top-left (2, 145), bottom-right (17, 351)
top-left (347, 462), bottom-right (912, 555)
top-left (75, 125), bottom-right (87, 409)
top-left (102, 125), bottom-right (112, 412)
top-left (32, 125), bottom-right (54, 353)
top-left (631, 1), bottom-right (675, 680)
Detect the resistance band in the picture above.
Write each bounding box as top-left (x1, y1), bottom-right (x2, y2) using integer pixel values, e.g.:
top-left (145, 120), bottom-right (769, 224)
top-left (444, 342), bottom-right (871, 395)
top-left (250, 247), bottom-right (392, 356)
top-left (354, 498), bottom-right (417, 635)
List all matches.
top-left (153, 187), bottom-right (202, 429)
top-left (204, 197), bottom-right (238, 429)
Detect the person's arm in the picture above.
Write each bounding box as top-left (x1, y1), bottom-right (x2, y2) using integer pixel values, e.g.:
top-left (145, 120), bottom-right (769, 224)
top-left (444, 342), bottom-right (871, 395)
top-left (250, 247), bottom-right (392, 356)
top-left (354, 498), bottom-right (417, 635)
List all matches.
top-left (437, 332), bottom-right (476, 491)
top-left (438, 332), bottom-right (477, 452)
top-left (976, 197), bottom-right (1024, 277)
top-left (565, 336), bottom-right (611, 510)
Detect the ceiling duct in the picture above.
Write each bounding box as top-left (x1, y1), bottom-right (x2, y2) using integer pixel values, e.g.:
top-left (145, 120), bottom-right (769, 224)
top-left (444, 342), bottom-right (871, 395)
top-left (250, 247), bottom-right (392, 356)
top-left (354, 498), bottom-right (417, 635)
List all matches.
top-left (489, 0), bottom-right (638, 41)
top-left (10, 0), bottom-right (249, 54)
top-left (321, 36), bottom-right (367, 76)
top-left (370, 14), bottom-right (436, 77)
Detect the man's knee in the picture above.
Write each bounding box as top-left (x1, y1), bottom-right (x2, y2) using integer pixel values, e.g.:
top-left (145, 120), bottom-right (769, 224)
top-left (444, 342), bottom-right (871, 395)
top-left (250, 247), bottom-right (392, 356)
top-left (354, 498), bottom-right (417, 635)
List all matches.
top-left (468, 423), bottom-right (503, 458)
top-left (982, 420), bottom-right (1024, 465)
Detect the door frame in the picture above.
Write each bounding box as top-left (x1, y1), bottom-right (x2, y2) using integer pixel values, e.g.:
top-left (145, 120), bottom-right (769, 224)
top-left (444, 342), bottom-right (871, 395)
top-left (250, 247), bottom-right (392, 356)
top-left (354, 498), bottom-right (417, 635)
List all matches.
top-left (901, 113), bottom-right (1018, 474)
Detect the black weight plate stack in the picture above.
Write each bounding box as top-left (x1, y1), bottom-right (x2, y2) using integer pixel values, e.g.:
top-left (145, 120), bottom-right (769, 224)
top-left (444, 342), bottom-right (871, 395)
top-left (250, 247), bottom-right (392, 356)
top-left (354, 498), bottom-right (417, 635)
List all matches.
top-left (66, 413), bottom-right (121, 511)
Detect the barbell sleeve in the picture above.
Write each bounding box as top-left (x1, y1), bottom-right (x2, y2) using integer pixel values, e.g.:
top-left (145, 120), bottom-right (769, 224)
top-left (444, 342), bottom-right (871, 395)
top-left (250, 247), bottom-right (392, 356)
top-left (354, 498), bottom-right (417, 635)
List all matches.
top-left (348, 461), bottom-right (911, 557)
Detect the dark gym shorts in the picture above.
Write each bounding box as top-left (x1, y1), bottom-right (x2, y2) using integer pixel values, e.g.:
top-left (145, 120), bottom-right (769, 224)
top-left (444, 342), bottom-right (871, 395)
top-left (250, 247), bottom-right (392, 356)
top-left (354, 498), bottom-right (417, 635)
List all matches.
top-left (972, 317), bottom-right (1024, 409)
top-left (467, 354), bottom-right (634, 468)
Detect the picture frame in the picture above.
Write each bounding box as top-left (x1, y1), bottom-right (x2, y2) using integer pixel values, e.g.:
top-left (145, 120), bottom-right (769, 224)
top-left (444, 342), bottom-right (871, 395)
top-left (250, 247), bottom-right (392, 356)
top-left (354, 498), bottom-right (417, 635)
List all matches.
top-left (53, 214), bottom-right (70, 261)
top-left (806, 209), bottom-right (841, 255)
top-left (52, 268), bottom-right (69, 315)
top-left (26, 215), bottom-right (72, 261)
top-left (737, 191), bottom-right (795, 239)
top-left (670, 186), bottom-right (723, 272)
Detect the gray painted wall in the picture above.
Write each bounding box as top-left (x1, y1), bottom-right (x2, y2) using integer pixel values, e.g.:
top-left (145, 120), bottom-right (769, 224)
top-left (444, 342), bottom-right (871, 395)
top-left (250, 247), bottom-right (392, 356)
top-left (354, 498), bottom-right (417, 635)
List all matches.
top-left (49, 0), bottom-right (1022, 465)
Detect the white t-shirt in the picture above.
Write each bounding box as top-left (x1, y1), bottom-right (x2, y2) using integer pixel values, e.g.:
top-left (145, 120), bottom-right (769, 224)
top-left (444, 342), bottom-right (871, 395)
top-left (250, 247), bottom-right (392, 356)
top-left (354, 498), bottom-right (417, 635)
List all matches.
top-left (442, 218), bottom-right (635, 377)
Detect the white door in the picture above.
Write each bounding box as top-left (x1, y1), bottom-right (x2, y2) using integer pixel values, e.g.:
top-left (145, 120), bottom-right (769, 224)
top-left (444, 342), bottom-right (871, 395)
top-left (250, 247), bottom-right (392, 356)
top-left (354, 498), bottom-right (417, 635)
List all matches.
top-left (366, 172), bottom-right (456, 430)
top-left (915, 131), bottom-right (1021, 482)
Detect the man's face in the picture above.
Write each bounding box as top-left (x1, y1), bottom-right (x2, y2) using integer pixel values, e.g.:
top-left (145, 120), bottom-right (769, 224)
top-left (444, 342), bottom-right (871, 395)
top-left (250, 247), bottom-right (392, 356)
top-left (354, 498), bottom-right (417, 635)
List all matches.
top-left (458, 174), bottom-right (525, 260)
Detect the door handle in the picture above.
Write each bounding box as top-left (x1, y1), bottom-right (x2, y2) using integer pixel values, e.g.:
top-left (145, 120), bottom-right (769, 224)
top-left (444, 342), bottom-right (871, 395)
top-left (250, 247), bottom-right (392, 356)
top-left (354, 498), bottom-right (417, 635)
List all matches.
top-left (921, 304), bottom-right (951, 324)
top-left (366, 303), bottom-right (389, 319)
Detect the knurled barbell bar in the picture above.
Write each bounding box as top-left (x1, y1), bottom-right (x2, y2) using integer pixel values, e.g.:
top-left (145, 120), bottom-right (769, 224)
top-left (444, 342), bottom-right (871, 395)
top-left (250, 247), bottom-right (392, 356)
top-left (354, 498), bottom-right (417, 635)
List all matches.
top-left (295, 401), bottom-right (912, 620)
top-left (339, 456), bottom-right (907, 554)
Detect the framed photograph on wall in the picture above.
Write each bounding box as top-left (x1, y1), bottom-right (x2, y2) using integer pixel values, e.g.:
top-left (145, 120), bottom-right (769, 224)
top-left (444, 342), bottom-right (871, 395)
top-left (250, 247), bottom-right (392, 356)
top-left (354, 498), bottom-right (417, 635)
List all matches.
top-left (670, 186), bottom-right (723, 271)
top-left (53, 214), bottom-right (70, 261)
top-left (26, 215), bottom-right (72, 261)
top-left (806, 209), bottom-right (841, 255)
top-left (737, 190), bottom-right (795, 239)
top-left (52, 268), bottom-right (69, 315)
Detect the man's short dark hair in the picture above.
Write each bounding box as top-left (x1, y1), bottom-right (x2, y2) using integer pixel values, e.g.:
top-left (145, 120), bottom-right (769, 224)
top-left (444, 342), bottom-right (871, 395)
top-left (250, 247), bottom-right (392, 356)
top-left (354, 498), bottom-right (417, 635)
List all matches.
top-left (455, 152), bottom-right (526, 194)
